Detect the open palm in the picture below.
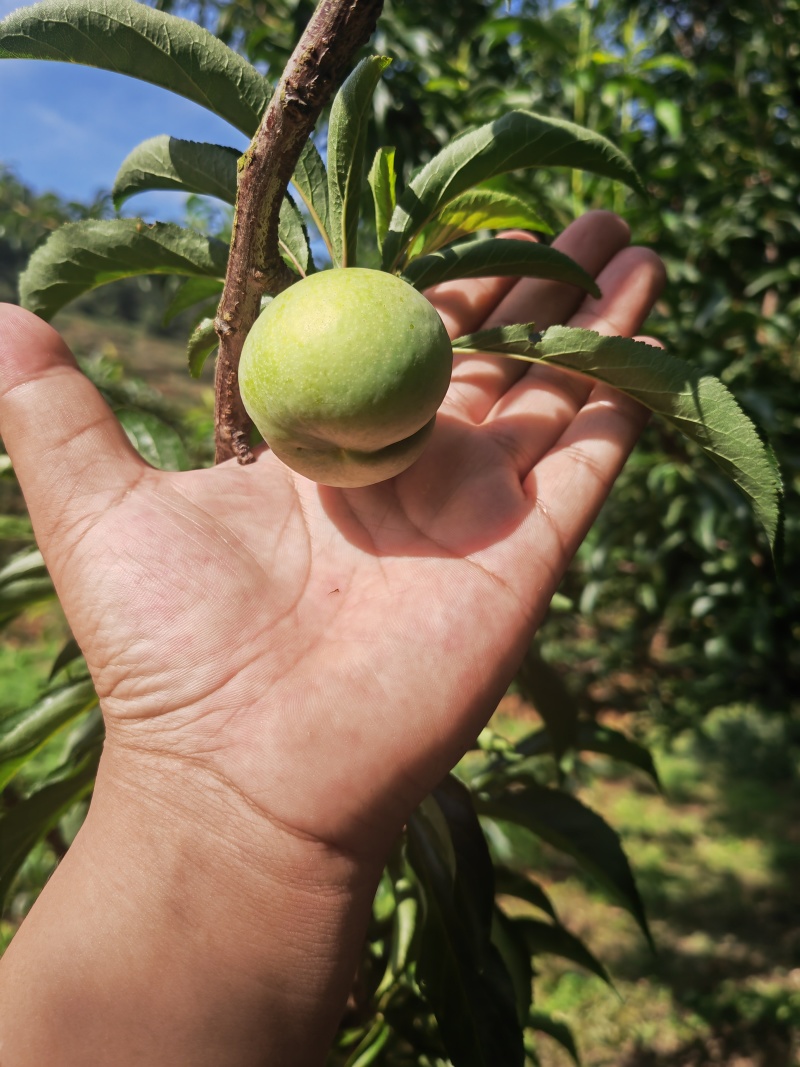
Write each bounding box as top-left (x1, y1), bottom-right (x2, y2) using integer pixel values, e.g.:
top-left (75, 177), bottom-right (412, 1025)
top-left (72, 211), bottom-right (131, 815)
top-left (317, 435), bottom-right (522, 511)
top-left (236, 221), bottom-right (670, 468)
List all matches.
top-left (0, 211), bottom-right (664, 860)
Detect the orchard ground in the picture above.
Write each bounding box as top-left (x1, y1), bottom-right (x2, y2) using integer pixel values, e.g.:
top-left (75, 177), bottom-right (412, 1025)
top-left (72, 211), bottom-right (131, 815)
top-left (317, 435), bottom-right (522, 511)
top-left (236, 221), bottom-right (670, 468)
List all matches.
top-left (1, 314), bottom-right (797, 1066)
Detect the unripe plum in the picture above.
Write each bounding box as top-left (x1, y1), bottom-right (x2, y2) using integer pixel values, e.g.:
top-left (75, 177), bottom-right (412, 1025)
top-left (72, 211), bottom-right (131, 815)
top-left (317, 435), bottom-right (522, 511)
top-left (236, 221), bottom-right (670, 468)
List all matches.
top-left (238, 268), bottom-right (453, 487)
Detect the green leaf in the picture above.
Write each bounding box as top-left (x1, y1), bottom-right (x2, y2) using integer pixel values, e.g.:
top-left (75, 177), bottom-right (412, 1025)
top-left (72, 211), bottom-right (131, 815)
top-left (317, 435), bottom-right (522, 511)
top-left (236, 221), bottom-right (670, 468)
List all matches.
top-left (654, 99), bottom-right (682, 141)
top-left (451, 324), bottom-right (782, 553)
top-left (0, 679), bottom-right (98, 791)
top-left (382, 110), bottom-right (644, 270)
top-left (278, 193), bottom-right (313, 277)
top-left (0, 548), bottom-right (54, 625)
top-left (19, 220), bottom-right (229, 321)
top-left (327, 55), bottom-right (392, 267)
top-left (291, 142), bottom-right (332, 258)
top-left (477, 781), bottom-right (652, 947)
top-left (187, 317), bottom-right (218, 379)
top-left (48, 637), bottom-right (83, 682)
top-left (408, 777), bottom-right (524, 1067)
top-left (492, 906), bottom-right (534, 1026)
top-left (516, 917), bottom-right (614, 988)
top-left (415, 188), bottom-right (553, 258)
top-left (0, 1), bottom-right (271, 136)
top-left (116, 409), bottom-right (190, 471)
top-left (494, 866), bottom-right (559, 922)
top-left (0, 514), bottom-right (33, 540)
top-left (401, 238), bottom-right (600, 295)
top-left (163, 277), bottom-right (224, 325)
top-left (515, 644), bottom-right (580, 762)
top-left (527, 1012), bottom-right (581, 1066)
top-left (345, 1019), bottom-right (392, 1067)
top-left (113, 136), bottom-right (240, 209)
top-left (368, 146), bottom-right (398, 254)
top-left (0, 744), bottom-right (100, 910)
top-left (517, 722), bottom-right (661, 790)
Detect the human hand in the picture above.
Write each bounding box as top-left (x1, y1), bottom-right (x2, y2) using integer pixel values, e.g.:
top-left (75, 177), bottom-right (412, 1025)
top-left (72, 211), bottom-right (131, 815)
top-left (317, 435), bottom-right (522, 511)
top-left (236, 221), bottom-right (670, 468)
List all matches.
top-left (0, 210), bottom-right (665, 1066)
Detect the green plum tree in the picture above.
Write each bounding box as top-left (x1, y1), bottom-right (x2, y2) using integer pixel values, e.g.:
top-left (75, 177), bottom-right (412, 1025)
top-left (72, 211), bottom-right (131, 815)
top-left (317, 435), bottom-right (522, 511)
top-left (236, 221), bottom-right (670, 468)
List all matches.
top-left (0, 1), bottom-right (785, 1064)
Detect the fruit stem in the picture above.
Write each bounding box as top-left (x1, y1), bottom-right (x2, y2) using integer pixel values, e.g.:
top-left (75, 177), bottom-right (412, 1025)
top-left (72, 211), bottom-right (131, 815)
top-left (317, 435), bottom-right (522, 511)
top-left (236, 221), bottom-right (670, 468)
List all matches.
top-left (213, 0), bottom-right (384, 464)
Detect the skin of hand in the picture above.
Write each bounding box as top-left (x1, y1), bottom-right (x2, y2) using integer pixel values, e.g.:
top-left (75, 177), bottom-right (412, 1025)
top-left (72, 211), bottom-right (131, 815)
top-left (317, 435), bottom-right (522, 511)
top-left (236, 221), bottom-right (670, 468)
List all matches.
top-left (0, 211), bottom-right (665, 1066)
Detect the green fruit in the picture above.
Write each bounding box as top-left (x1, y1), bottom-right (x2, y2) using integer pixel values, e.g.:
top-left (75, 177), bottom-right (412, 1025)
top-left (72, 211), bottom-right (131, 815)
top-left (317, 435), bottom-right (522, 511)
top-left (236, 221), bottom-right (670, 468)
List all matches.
top-left (238, 267), bottom-right (453, 487)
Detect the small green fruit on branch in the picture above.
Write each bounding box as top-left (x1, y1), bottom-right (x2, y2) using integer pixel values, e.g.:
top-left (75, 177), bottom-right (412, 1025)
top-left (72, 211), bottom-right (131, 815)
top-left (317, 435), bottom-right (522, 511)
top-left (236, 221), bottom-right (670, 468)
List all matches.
top-left (214, 0), bottom-right (384, 465)
top-left (239, 269), bottom-right (453, 487)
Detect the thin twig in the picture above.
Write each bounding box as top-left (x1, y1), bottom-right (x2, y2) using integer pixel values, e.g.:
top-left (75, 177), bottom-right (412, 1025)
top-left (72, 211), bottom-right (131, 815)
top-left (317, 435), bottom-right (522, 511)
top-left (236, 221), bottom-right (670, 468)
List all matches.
top-left (214, 0), bottom-right (384, 464)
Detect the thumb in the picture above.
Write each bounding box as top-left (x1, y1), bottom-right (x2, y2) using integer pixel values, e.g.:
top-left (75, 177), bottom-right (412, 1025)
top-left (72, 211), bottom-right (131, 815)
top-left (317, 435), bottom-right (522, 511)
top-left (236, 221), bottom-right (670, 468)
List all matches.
top-left (0, 304), bottom-right (145, 561)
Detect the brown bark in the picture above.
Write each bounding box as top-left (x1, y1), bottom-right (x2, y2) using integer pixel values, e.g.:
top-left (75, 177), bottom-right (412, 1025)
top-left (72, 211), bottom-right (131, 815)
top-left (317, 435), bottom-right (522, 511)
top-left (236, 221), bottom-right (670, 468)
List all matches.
top-left (214, 0), bottom-right (384, 464)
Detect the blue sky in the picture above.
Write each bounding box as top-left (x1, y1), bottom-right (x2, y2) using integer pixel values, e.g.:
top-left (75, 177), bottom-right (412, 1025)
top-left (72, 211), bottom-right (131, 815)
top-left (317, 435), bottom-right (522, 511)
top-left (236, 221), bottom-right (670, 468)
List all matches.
top-left (0, 0), bottom-right (249, 221)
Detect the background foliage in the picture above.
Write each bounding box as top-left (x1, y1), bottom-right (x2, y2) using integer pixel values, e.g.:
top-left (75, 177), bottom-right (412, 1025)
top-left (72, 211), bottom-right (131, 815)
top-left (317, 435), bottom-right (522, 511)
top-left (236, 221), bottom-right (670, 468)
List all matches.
top-left (1, 0), bottom-right (798, 1063)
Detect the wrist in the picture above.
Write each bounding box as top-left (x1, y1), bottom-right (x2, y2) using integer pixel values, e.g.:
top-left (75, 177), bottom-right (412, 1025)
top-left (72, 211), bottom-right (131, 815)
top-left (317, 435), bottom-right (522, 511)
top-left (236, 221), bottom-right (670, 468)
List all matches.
top-left (0, 741), bottom-right (383, 1066)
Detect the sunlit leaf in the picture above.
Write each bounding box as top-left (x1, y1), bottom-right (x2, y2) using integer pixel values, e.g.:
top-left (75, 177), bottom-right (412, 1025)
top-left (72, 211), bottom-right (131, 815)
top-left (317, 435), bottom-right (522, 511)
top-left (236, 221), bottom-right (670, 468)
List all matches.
top-left (116, 409), bottom-right (190, 471)
top-left (451, 324), bottom-right (783, 552)
top-left (0, 548), bottom-right (54, 625)
top-left (415, 188), bottom-right (552, 257)
top-left (383, 110), bottom-right (644, 269)
top-left (401, 238), bottom-right (599, 295)
top-left (368, 146), bottom-right (398, 254)
top-left (0, 0), bottom-right (270, 135)
top-left (0, 679), bottom-right (97, 791)
top-left (187, 317), bottom-right (218, 379)
top-left (278, 193), bottom-right (313, 277)
top-left (113, 137), bottom-right (240, 208)
top-left (327, 55), bottom-right (392, 267)
top-left (291, 142), bottom-right (332, 258)
top-left (19, 220), bottom-right (229, 321)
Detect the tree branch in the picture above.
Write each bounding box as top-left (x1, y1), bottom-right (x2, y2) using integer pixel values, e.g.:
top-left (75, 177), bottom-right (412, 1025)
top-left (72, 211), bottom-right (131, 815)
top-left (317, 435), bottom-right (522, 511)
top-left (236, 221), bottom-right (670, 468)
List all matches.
top-left (214, 0), bottom-right (384, 465)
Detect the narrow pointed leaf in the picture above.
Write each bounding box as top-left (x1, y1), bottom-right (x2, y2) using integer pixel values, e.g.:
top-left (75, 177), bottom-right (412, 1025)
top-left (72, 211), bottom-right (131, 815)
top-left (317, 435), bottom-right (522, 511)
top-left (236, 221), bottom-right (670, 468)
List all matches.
top-left (0, 745), bottom-right (100, 910)
top-left (415, 188), bottom-right (552, 258)
top-left (0, 1), bottom-right (270, 135)
top-left (453, 324), bottom-right (782, 553)
top-left (278, 194), bottom-right (313, 277)
top-left (116, 410), bottom-right (190, 471)
top-left (113, 136), bottom-right (240, 209)
top-left (401, 238), bottom-right (600, 295)
top-left (48, 638), bottom-right (83, 682)
top-left (477, 781), bottom-right (652, 947)
top-left (516, 917), bottom-right (614, 988)
top-left (0, 515), bottom-right (34, 540)
top-left (188, 318), bottom-right (218, 378)
top-left (0, 679), bottom-right (98, 791)
top-left (408, 777), bottom-right (524, 1066)
top-left (515, 644), bottom-right (580, 761)
top-left (163, 277), bottom-right (224, 326)
top-left (383, 110), bottom-right (644, 269)
top-left (492, 906), bottom-right (534, 1026)
top-left (0, 548), bottom-right (54, 624)
top-left (368, 146), bottom-right (398, 254)
top-left (19, 220), bottom-right (229, 321)
top-left (518, 722), bottom-right (661, 790)
top-left (291, 142), bottom-right (332, 257)
top-left (527, 1013), bottom-right (581, 1066)
top-left (494, 866), bottom-right (559, 922)
top-left (327, 55), bottom-right (391, 267)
